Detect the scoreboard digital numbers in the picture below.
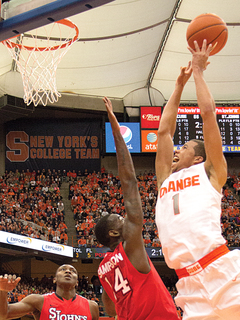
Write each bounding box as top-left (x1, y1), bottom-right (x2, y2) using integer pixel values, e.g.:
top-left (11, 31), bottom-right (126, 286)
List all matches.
top-left (73, 247), bottom-right (164, 259)
top-left (173, 106), bottom-right (240, 152)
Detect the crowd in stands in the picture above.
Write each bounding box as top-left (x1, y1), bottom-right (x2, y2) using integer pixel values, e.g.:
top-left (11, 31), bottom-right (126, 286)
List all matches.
top-left (221, 172), bottom-right (240, 247)
top-left (1, 167), bottom-right (240, 250)
top-left (0, 169), bottom-right (68, 245)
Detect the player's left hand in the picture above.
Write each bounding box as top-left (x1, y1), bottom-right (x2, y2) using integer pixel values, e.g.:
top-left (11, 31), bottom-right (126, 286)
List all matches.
top-left (0, 274), bottom-right (21, 292)
top-left (176, 61), bottom-right (192, 87)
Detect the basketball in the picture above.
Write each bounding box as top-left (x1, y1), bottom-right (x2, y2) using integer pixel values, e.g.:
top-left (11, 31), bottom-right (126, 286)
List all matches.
top-left (186, 13), bottom-right (228, 56)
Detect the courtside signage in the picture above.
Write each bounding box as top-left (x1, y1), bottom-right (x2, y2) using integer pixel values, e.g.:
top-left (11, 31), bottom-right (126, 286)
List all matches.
top-left (0, 231), bottom-right (73, 257)
top-left (105, 122), bottom-right (141, 153)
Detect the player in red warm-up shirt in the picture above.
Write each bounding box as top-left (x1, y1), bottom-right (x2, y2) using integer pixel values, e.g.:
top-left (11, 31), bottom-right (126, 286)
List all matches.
top-left (0, 264), bottom-right (99, 320)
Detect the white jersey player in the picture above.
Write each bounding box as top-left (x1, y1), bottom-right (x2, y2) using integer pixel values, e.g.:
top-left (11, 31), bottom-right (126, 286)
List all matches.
top-left (155, 40), bottom-right (240, 319)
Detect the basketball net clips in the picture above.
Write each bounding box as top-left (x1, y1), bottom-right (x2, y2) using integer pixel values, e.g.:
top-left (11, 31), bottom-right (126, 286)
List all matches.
top-left (2, 19), bottom-right (79, 106)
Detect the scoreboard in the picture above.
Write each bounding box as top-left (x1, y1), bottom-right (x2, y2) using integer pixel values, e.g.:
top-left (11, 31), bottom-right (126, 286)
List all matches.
top-left (73, 246), bottom-right (163, 259)
top-left (106, 106), bottom-right (240, 154)
top-left (173, 106), bottom-right (240, 152)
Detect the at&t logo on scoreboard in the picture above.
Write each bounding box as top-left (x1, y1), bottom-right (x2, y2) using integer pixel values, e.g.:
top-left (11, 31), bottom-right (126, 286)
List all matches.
top-left (141, 130), bottom-right (158, 152)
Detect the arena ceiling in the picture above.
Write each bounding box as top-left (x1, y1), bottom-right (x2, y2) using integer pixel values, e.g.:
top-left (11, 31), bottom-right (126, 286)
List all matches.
top-left (0, 0), bottom-right (239, 122)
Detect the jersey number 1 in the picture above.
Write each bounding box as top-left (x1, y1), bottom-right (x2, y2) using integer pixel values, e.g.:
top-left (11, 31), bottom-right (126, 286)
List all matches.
top-left (172, 193), bottom-right (180, 215)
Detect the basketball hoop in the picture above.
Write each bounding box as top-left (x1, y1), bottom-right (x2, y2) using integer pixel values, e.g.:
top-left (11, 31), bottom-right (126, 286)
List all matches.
top-left (2, 19), bottom-right (79, 106)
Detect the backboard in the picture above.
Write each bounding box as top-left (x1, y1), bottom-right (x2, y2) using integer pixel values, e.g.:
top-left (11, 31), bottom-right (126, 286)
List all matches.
top-left (0, 0), bottom-right (114, 42)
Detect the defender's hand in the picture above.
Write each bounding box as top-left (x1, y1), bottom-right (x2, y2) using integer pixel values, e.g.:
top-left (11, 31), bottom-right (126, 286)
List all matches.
top-left (0, 274), bottom-right (21, 292)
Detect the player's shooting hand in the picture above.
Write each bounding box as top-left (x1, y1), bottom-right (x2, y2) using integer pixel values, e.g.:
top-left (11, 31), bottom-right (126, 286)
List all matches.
top-left (188, 39), bottom-right (212, 71)
top-left (0, 274), bottom-right (21, 292)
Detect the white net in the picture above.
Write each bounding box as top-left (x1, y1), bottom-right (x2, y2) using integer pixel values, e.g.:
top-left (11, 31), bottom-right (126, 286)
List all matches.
top-left (2, 19), bottom-right (79, 106)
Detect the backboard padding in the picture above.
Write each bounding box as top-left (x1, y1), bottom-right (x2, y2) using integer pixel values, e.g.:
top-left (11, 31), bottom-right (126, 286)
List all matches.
top-left (0, 0), bottom-right (114, 42)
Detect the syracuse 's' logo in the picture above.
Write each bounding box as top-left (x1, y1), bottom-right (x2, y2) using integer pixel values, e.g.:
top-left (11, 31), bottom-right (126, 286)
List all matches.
top-left (6, 131), bottom-right (29, 162)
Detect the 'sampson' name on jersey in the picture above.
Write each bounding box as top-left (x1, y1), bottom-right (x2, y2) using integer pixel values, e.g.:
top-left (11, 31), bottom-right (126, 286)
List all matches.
top-left (49, 308), bottom-right (87, 320)
top-left (98, 252), bottom-right (124, 277)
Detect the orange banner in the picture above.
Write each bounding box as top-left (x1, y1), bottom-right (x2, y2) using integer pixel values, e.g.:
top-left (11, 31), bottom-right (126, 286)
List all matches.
top-left (141, 129), bottom-right (158, 152)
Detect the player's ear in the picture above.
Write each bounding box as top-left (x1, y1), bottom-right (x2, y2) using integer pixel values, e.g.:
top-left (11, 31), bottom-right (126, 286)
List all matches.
top-left (194, 156), bottom-right (204, 164)
top-left (109, 230), bottom-right (120, 237)
top-left (75, 281), bottom-right (79, 289)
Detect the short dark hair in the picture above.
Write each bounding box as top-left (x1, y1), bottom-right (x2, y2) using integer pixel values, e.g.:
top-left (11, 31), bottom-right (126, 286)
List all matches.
top-left (192, 139), bottom-right (206, 162)
top-left (94, 214), bottom-right (113, 247)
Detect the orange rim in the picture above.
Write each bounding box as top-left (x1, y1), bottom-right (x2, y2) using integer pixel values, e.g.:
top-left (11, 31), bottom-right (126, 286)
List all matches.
top-left (2, 18), bottom-right (79, 51)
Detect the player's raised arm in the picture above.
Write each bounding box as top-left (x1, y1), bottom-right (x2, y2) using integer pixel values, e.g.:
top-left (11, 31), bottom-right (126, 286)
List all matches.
top-left (156, 62), bottom-right (192, 189)
top-left (103, 97), bottom-right (149, 273)
top-left (103, 97), bottom-right (142, 230)
top-left (0, 275), bottom-right (42, 320)
top-left (189, 40), bottom-right (227, 191)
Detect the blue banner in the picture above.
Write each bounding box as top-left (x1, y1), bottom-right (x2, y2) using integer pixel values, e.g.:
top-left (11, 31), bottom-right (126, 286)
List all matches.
top-left (105, 122), bottom-right (141, 153)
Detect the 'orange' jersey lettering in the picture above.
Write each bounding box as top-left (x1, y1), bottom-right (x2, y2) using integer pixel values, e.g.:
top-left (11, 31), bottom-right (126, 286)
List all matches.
top-left (159, 175), bottom-right (200, 198)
